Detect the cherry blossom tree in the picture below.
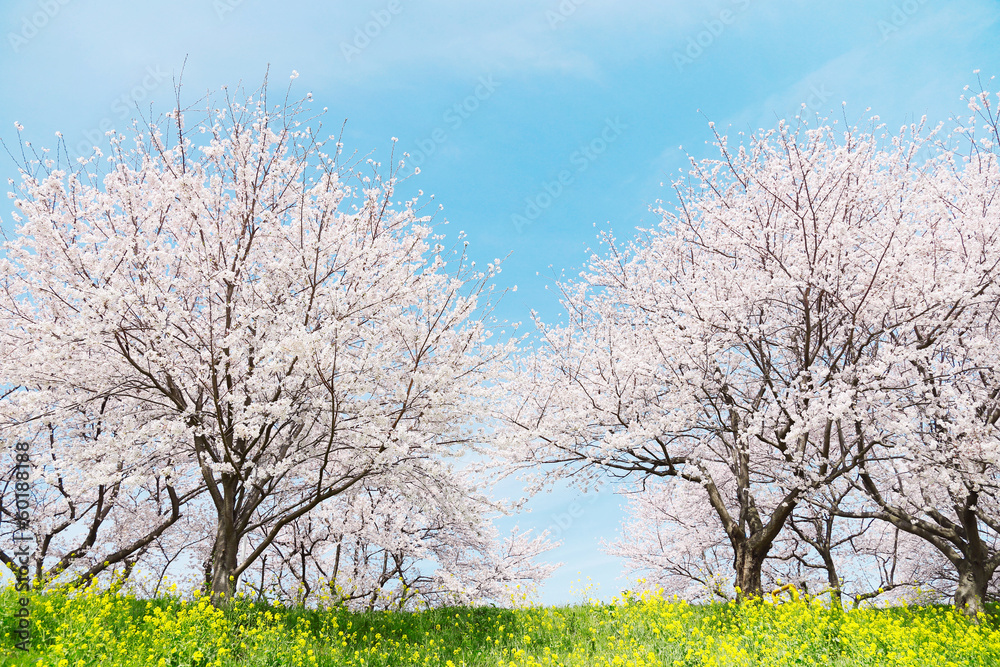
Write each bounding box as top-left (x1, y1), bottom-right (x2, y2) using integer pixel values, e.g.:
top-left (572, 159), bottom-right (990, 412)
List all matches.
top-left (818, 83), bottom-right (1000, 616)
top-left (507, 110), bottom-right (988, 600)
top-left (0, 78), bottom-right (524, 605)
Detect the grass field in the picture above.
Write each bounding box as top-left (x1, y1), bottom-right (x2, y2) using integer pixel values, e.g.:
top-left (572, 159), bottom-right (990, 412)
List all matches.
top-left (2, 585), bottom-right (999, 666)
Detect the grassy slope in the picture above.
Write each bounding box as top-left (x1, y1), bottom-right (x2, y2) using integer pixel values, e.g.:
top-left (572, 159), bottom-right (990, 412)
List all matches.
top-left (2, 587), bottom-right (1000, 666)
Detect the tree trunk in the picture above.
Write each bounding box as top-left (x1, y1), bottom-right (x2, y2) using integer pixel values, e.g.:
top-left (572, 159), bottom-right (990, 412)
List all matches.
top-left (733, 543), bottom-right (766, 600)
top-left (209, 525), bottom-right (240, 606)
top-left (954, 561), bottom-right (989, 619)
top-left (821, 551), bottom-right (843, 611)
top-left (204, 468), bottom-right (242, 607)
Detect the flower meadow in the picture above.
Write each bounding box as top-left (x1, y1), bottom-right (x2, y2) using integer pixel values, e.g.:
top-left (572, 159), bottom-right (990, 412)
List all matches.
top-left (2, 585), bottom-right (999, 667)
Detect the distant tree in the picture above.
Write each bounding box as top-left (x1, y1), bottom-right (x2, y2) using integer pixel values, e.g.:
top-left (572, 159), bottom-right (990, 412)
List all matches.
top-left (242, 470), bottom-right (554, 610)
top-left (606, 480), bottom-right (735, 602)
top-left (773, 488), bottom-right (949, 609)
top-left (0, 399), bottom-right (203, 590)
top-left (606, 481), bottom-right (951, 608)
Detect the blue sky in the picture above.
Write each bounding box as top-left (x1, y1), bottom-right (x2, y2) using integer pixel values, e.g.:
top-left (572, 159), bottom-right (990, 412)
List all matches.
top-left (2, 0), bottom-right (999, 605)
